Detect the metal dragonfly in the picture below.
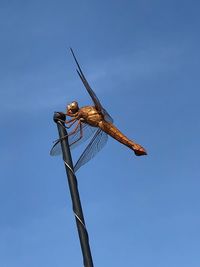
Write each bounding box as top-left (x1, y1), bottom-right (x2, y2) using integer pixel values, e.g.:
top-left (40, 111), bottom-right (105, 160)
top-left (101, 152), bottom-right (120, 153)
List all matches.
top-left (50, 49), bottom-right (147, 172)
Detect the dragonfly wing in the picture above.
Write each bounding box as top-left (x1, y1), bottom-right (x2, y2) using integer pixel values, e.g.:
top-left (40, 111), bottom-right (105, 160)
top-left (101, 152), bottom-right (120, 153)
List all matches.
top-left (70, 48), bottom-right (104, 112)
top-left (50, 141), bottom-right (62, 156)
top-left (69, 123), bottom-right (97, 149)
top-left (50, 123), bottom-right (97, 156)
top-left (70, 49), bottom-right (114, 122)
top-left (74, 128), bottom-right (108, 172)
top-left (102, 107), bottom-right (113, 123)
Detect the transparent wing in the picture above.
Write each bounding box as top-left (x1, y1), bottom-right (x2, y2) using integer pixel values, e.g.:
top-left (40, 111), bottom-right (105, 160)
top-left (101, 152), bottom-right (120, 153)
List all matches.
top-left (68, 123), bottom-right (97, 148)
top-left (74, 129), bottom-right (108, 172)
top-left (77, 67), bottom-right (113, 123)
top-left (50, 123), bottom-right (98, 156)
top-left (70, 48), bottom-right (111, 112)
top-left (70, 48), bottom-right (113, 122)
top-left (102, 107), bottom-right (113, 123)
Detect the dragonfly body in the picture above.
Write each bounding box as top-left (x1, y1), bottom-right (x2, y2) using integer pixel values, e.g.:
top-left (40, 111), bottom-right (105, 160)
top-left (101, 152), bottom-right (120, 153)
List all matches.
top-left (98, 120), bottom-right (146, 156)
top-left (68, 103), bottom-right (147, 156)
top-left (78, 106), bottom-right (103, 127)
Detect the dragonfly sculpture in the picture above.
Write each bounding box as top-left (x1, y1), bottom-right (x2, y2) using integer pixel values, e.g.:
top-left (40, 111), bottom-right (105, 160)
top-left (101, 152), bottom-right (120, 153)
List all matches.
top-left (51, 49), bottom-right (147, 172)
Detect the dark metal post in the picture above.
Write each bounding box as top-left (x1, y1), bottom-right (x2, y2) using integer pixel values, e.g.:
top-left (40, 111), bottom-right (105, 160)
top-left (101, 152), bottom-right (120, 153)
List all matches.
top-left (53, 112), bottom-right (94, 267)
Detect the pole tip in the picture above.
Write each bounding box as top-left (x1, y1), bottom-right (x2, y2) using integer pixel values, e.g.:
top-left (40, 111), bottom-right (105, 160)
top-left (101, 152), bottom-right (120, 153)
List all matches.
top-left (53, 112), bottom-right (66, 123)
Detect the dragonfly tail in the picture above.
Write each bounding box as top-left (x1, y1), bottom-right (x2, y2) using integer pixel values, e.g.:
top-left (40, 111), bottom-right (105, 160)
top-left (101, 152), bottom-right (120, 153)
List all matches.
top-left (132, 144), bottom-right (147, 156)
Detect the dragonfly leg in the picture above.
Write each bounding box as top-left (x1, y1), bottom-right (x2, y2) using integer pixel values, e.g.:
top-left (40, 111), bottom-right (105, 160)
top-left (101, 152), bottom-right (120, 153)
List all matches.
top-left (54, 120), bottom-right (81, 143)
top-left (57, 118), bottom-right (77, 129)
top-left (65, 118), bottom-right (77, 129)
top-left (69, 122), bottom-right (83, 147)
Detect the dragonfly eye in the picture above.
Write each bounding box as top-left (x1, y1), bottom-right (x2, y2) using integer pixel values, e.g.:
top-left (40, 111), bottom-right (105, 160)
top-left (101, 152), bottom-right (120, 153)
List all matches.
top-left (67, 101), bottom-right (79, 114)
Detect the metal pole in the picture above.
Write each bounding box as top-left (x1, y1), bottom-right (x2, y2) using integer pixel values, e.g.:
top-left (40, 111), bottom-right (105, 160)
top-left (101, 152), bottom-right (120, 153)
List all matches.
top-left (53, 112), bottom-right (94, 267)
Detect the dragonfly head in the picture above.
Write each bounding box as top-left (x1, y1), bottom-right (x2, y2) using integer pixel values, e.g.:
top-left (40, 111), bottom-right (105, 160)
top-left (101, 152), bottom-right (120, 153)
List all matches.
top-left (67, 101), bottom-right (79, 115)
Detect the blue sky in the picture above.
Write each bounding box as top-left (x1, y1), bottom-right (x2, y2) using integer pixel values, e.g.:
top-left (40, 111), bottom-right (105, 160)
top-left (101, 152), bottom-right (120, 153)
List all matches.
top-left (0, 0), bottom-right (200, 266)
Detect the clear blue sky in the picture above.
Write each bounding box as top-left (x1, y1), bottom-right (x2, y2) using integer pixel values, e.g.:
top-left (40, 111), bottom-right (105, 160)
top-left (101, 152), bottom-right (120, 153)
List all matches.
top-left (0, 1), bottom-right (200, 266)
